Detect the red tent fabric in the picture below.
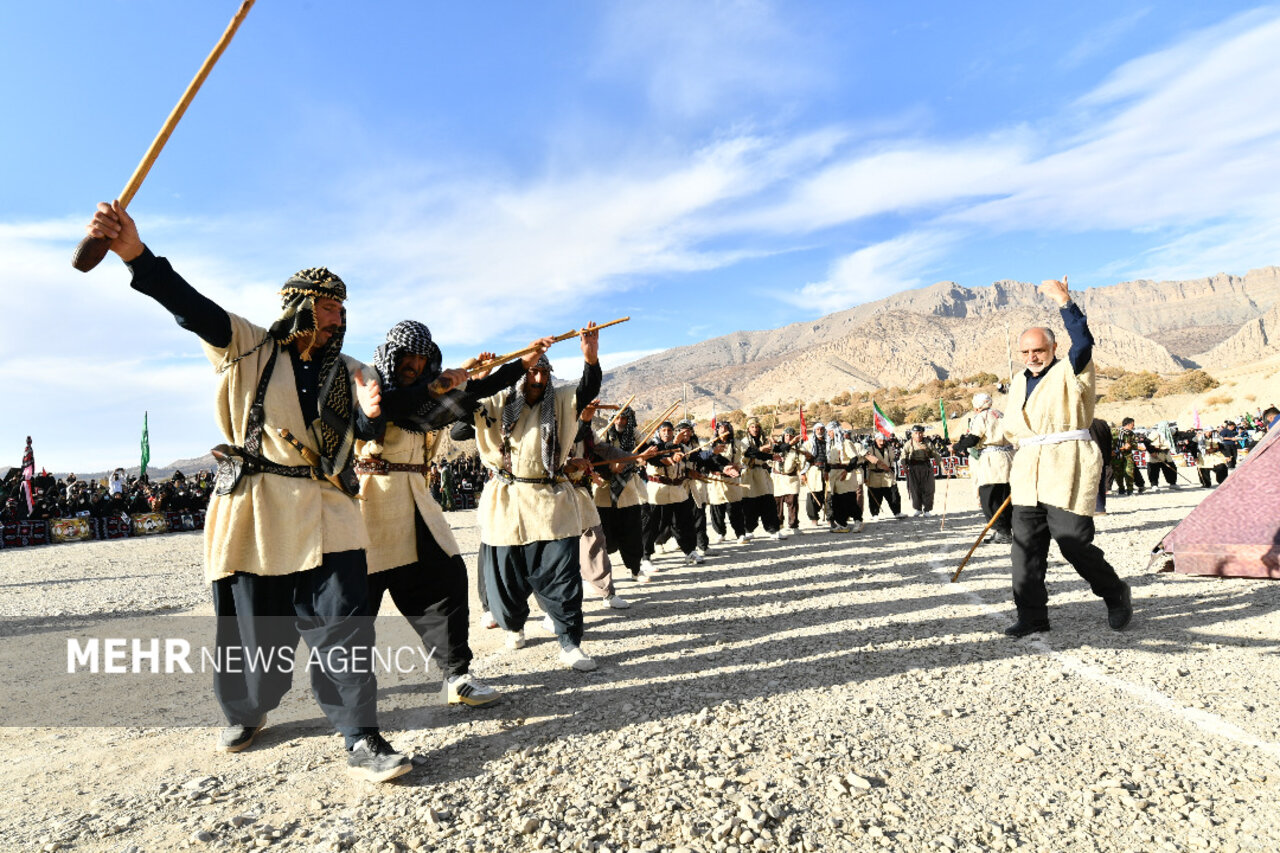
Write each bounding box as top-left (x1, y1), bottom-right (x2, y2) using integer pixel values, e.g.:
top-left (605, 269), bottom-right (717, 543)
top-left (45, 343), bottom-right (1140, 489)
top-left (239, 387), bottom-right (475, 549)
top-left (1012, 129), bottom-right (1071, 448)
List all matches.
top-left (1155, 427), bottom-right (1280, 578)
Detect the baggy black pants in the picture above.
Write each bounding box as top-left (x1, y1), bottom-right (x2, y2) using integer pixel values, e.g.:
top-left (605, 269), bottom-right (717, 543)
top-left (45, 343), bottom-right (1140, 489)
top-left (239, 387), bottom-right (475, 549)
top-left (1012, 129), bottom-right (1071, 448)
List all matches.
top-left (806, 491), bottom-right (827, 522)
top-left (866, 485), bottom-right (901, 517)
top-left (1147, 461), bottom-right (1177, 486)
top-left (484, 538), bottom-right (583, 651)
top-left (708, 501), bottom-right (746, 538)
top-left (212, 550), bottom-right (378, 744)
top-left (829, 489), bottom-right (863, 525)
top-left (599, 503), bottom-right (644, 574)
top-left (643, 498), bottom-right (696, 557)
top-left (1010, 504), bottom-right (1126, 622)
top-left (366, 511), bottom-right (472, 679)
top-left (742, 493), bottom-right (780, 534)
top-left (978, 483), bottom-right (1012, 535)
top-left (906, 464), bottom-right (935, 512)
top-left (775, 494), bottom-right (800, 529)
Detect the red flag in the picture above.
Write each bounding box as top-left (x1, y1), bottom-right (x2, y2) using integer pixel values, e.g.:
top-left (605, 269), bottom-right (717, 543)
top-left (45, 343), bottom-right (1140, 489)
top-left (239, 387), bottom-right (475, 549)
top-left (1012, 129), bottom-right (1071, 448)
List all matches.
top-left (19, 436), bottom-right (35, 515)
top-left (709, 401), bottom-right (717, 436)
top-left (799, 405), bottom-right (807, 441)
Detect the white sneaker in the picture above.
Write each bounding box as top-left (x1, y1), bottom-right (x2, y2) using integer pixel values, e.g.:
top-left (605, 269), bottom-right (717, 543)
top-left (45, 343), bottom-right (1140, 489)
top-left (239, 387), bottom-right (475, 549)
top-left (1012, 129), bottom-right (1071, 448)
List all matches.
top-left (853, 521), bottom-right (865, 533)
top-left (737, 535), bottom-right (749, 545)
top-left (445, 673), bottom-right (502, 707)
top-left (713, 534), bottom-right (727, 544)
top-left (505, 629), bottom-right (526, 650)
top-left (743, 532), bottom-right (754, 541)
top-left (769, 531), bottom-right (784, 541)
top-left (640, 558), bottom-right (658, 574)
top-left (603, 594), bottom-right (631, 610)
top-left (559, 645), bottom-right (598, 672)
top-left (685, 551), bottom-right (704, 565)
top-left (922, 510), bottom-right (932, 517)
top-left (539, 614), bottom-right (556, 635)
top-left (480, 611), bottom-right (498, 629)
top-left (633, 570), bottom-right (653, 584)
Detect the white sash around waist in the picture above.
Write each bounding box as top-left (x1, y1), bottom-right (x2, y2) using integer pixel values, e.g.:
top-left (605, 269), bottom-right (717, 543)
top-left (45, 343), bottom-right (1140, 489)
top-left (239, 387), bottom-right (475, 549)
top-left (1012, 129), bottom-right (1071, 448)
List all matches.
top-left (1018, 429), bottom-right (1091, 448)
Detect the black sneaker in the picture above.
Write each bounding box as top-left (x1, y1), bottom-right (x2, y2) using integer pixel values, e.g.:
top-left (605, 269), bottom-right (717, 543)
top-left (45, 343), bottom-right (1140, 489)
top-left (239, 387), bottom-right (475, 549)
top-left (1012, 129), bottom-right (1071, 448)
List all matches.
top-left (990, 531), bottom-right (1013, 545)
top-left (347, 733), bottom-right (412, 783)
top-left (1107, 583), bottom-right (1133, 631)
top-left (1003, 618), bottom-right (1051, 638)
top-left (216, 716), bottom-right (266, 753)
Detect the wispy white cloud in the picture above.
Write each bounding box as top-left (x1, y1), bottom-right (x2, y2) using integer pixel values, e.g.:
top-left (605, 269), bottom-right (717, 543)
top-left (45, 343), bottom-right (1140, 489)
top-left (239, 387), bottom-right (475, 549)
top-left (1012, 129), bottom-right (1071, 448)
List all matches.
top-left (1058, 7), bottom-right (1151, 71)
top-left (778, 232), bottom-right (955, 314)
top-left (593, 0), bottom-right (830, 119)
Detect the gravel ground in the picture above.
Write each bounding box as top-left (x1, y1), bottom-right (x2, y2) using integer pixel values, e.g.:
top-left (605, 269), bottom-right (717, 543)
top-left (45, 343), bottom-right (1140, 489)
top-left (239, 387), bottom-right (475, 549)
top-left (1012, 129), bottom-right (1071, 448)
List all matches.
top-left (2, 481), bottom-right (1278, 853)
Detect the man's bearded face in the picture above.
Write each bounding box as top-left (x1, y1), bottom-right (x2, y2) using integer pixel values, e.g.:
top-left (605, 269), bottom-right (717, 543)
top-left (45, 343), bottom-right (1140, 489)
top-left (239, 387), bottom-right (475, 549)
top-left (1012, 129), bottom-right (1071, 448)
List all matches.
top-left (1018, 329), bottom-right (1056, 376)
top-left (312, 297), bottom-right (344, 347)
top-left (658, 426), bottom-right (674, 443)
top-left (395, 352), bottom-right (428, 387)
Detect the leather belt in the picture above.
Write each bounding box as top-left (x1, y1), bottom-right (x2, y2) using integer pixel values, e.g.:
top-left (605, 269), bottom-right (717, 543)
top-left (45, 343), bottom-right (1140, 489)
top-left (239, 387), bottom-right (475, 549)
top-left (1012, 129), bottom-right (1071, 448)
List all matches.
top-left (647, 475), bottom-right (686, 486)
top-left (496, 469), bottom-right (563, 485)
top-left (354, 457), bottom-right (431, 476)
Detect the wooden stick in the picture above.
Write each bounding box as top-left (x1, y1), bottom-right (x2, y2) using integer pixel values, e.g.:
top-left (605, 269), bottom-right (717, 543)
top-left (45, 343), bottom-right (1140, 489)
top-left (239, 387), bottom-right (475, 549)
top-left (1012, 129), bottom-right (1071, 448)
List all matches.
top-left (634, 399), bottom-right (681, 441)
top-left (276, 427), bottom-right (360, 498)
top-left (464, 317), bottom-right (629, 376)
top-left (73, 0), bottom-right (257, 272)
top-left (633, 400), bottom-right (682, 452)
top-left (950, 496), bottom-right (1012, 583)
top-left (938, 462), bottom-right (952, 531)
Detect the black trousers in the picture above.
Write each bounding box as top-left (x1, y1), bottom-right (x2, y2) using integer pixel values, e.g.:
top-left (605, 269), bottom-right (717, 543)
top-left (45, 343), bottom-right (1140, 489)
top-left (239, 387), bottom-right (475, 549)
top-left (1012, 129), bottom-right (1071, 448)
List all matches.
top-left (694, 502), bottom-right (710, 551)
top-left (906, 464), bottom-right (935, 511)
top-left (1010, 504), bottom-right (1126, 622)
top-left (866, 485), bottom-right (901, 517)
top-left (1146, 461), bottom-right (1177, 486)
top-left (742, 493), bottom-right (780, 534)
top-left (484, 538), bottom-right (583, 651)
top-left (708, 501), bottom-right (746, 538)
top-left (977, 483), bottom-right (1012, 535)
top-left (643, 498), bottom-right (696, 557)
top-left (829, 489), bottom-right (863, 524)
top-left (1198, 465), bottom-right (1228, 487)
top-left (366, 512), bottom-right (472, 679)
top-left (212, 550), bottom-right (378, 744)
top-left (806, 491), bottom-right (827, 522)
top-left (775, 493), bottom-right (800, 528)
top-left (599, 503), bottom-right (644, 574)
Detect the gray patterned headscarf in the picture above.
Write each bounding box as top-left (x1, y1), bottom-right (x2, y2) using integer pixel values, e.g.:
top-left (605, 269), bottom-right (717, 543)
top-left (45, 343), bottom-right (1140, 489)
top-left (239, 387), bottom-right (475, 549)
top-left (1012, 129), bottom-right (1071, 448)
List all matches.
top-left (502, 353), bottom-right (559, 477)
top-left (372, 320), bottom-right (444, 434)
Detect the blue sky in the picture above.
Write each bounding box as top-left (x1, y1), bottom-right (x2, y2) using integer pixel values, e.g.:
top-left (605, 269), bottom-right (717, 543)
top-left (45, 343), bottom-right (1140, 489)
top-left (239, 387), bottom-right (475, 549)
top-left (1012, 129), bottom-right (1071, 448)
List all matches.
top-left (4, 1), bottom-right (1280, 471)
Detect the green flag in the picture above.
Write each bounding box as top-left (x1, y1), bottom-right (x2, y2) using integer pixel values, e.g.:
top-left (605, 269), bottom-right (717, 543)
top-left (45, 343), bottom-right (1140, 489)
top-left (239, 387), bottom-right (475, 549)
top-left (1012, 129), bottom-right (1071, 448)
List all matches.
top-left (141, 411), bottom-right (151, 478)
top-left (939, 399), bottom-right (949, 441)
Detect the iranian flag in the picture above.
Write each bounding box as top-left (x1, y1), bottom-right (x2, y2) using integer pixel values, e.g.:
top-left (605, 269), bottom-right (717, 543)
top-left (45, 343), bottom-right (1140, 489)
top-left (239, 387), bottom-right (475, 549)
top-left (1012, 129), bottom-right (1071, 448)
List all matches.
top-left (799, 404), bottom-right (807, 441)
top-left (709, 402), bottom-right (717, 436)
top-left (873, 401), bottom-right (896, 438)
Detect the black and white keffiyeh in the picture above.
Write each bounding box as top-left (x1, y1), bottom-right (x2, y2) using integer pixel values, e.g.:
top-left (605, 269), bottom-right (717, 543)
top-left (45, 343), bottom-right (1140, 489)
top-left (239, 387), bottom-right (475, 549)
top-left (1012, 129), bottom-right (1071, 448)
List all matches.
top-left (605, 406), bottom-right (637, 450)
top-left (267, 267), bottom-right (357, 490)
top-left (502, 353), bottom-right (559, 477)
top-left (372, 320), bottom-right (445, 434)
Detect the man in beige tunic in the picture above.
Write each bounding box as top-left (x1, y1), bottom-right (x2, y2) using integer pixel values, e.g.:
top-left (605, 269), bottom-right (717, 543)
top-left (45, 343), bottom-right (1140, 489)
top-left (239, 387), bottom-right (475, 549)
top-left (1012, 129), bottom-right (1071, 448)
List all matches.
top-left (357, 320), bottom-right (548, 708)
top-left (87, 201), bottom-right (411, 783)
top-left (952, 392), bottom-right (1013, 544)
top-left (472, 333), bottom-right (601, 672)
top-left (999, 277), bottom-right (1132, 638)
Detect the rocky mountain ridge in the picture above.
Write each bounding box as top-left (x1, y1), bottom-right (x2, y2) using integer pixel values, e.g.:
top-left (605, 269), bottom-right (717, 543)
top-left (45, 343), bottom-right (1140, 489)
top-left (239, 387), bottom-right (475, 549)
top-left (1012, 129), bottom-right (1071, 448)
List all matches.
top-left (604, 266), bottom-right (1280, 417)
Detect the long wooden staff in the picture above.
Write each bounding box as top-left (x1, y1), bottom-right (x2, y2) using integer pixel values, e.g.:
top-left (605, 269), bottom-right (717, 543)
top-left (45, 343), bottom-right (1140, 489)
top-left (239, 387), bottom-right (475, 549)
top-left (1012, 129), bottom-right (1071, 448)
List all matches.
top-left (633, 400), bottom-right (682, 452)
top-left (950, 496), bottom-right (1012, 582)
top-left (634, 399), bottom-right (680, 442)
top-left (464, 317), bottom-right (629, 376)
top-left (937, 459), bottom-right (952, 531)
top-left (73, 0), bottom-right (257, 271)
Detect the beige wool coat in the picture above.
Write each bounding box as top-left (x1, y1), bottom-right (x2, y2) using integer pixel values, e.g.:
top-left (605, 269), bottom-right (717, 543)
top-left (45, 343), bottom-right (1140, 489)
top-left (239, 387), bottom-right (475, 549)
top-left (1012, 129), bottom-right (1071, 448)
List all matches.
top-left (827, 437), bottom-right (866, 495)
top-left (473, 386), bottom-right (585, 546)
top-left (1001, 358), bottom-right (1101, 516)
top-left (967, 409), bottom-right (1013, 487)
top-left (200, 314), bottom-right (370, 583)
top-left (738, 436), bottom-right (775, 498)
top-left (355, 425), bottom-right (460, 575)
top-left (771, 446), bottom-right (804, 496)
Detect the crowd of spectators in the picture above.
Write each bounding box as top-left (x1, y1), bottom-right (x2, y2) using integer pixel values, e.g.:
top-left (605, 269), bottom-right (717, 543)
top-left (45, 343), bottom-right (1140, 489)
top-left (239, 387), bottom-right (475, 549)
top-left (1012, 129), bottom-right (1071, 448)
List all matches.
top-left (428, 453), bottom-right (491, 511)
top-left (0, 468), bottom-right (213, 524)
